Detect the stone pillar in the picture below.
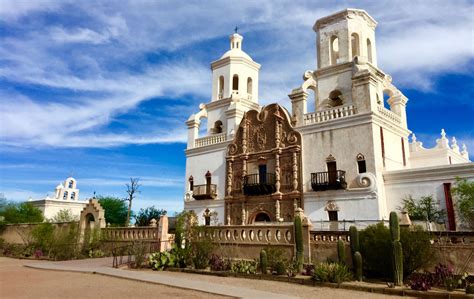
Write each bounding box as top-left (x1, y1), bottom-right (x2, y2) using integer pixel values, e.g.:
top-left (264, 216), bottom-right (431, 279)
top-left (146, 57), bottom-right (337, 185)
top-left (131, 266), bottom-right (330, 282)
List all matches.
top-left (158, 215), bottom-right (169, 252)
top-left (185, 119), bottom-right (199, 149)
top-left (289, 88), bottom-right (308, 126)
top-left (241, 201), bottom-right (246, 225)
top-left (275, 151), bottom-right (281, 193)
top-left (226, 203), bottom-right (231, 225)
top-left (387, 93), bottom-right (408, 127)
top-left (292, 150), bottom-right (298, 191)
top-left (241, 114), bottom-right (248, 153)
top-left (226, 159), bottom-right (233, 197)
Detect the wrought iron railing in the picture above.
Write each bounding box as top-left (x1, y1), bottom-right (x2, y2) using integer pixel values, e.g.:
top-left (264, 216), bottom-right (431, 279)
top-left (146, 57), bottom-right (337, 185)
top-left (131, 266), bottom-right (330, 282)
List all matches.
top-left (192, 184), bottom-right (217, 200)
top-left (243, 173), bottom-right (276, 196)
top-left (311, 170), bottom-right (347, 191)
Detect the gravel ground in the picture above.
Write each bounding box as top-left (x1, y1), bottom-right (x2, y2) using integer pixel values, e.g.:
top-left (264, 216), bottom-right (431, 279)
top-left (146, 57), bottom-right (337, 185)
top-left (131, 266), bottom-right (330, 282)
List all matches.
top-left (145, 269), bottom-right (409, 299)
top-left (0, 257), bottom-right (228, 299)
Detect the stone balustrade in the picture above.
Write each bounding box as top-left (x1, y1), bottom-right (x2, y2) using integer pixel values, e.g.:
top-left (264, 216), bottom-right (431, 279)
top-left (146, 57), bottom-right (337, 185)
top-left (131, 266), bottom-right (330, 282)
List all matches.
top-left (102, 227), bottom-right (159, 241)
top-left (310, 231), bottom-right (350, 243)
top-left (304, 105), bottom-right (356, 125)
top-left (202, 224), bottom-right (294, 246)
top-left (194, 132), bottom-right (227, 148)
top-left (377, 105), bottom-right (401, 123)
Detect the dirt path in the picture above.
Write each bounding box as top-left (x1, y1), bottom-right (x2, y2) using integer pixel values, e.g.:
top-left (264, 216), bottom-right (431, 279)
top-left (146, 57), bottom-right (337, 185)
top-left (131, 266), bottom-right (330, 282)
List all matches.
top-left (0, 257), bottom-right (228, 299)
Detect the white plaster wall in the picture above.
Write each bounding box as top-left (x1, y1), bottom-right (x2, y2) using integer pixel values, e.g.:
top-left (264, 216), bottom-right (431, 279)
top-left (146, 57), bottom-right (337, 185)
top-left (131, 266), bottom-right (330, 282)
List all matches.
top-left (185, 145), bottom-right (228, 200)
top-left (211, 60), bottom-right (259, 103)
top-left (31, 200), bottom-right (87, 220)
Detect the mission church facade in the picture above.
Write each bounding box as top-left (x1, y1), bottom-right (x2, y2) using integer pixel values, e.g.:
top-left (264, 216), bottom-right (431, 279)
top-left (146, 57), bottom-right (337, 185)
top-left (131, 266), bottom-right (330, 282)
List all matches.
top-left (184, 9), bottom-right (473, 230)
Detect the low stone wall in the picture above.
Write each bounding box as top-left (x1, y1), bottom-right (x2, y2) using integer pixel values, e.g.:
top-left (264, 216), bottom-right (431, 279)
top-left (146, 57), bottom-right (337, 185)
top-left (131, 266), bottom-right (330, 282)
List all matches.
top-left (309, 230), bottom-right (474, 273)
top-left (0, 222), bottom-right (76, 244)
top-left (203, 224), bottom-right (295, 260)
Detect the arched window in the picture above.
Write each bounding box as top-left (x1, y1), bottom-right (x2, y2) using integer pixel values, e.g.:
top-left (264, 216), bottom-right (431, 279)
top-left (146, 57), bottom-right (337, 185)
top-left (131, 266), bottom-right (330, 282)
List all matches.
top-left (356, 154), bottom-right (366, 173)
top-left (247, 77), bottom-right (253, 96)
top-left (213, 120), bottom-right (223, 134)
top-left (70, 192), bottom-right (75, 200)
top-left (218, 76), bottom-right (224, 99)
top-left (188, 175), bottom-right (194, 191)
top-left (367, 38), bottom-right (372, 63)
top-left (330, 35), bottom-right (339, 65)
top-left (351, 33), bottom-right (360, 58)
top-left (63, 191), bottom-right (68, 200)
top-left (232, 75), bottom-right (239, 91)
top-left (328, 90), bottom-right (343, 107)
top-left (68, 180), bottom-right (73, 188)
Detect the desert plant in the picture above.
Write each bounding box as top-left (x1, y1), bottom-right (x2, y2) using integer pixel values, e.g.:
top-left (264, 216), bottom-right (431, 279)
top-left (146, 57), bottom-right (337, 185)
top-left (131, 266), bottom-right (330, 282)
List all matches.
top-left (312, 262), bottom-right (353, 285)
top-left (353, 251), bottom-right (363, 281)
top-left (294, 215), bottom-right (304, 272)
top-left (231, 260), bottom-right (257, 274)
top-left (273, 260), bottom-right (286, 275)
top-left (266, 246), bottom-right (287, 270)
top-left (399, 226), bottom-right (434, 277)
top-left (302, 264), bottom-right (315, 276)
top-left (390, 211), bottom-right (403, 286)
top-left (337, 239), bottom-right (345, 265)
top-left (260, 249), bottom-right (268, 274)
top-left (50, 209), bottom-right (78, 222)
top-left (466, 284), bottom-right (474, 294)
top-left (349, 226), bottom-right (359, 255)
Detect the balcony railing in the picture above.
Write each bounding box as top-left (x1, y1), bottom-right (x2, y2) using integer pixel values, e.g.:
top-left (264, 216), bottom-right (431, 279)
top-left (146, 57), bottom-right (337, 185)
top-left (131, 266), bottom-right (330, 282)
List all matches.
top-left (243, 173), bottom-right (276, 196)
top-left (192, 184), bottom-right (217, 200)
top-left (194, 132), bottom-right (227, 148)
top-left (377, 105), bottom-right (401, 124)
top-left (304, 105), bottom-right (356, 125)
top-left (311, 170), bottom-right (347, 191)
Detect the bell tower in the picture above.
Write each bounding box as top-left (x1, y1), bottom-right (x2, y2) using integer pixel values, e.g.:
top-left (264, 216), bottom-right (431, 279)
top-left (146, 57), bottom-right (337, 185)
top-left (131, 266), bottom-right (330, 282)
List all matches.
top-left (210, 32), bottom-right (261, 103)
top-left (315, 9), bottom-right (377, 69)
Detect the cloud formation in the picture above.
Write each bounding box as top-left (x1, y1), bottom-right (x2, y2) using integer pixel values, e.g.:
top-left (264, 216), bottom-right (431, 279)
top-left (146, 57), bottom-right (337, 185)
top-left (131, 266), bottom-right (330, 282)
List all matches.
top-left (1, 0), bottom-right (473, 149)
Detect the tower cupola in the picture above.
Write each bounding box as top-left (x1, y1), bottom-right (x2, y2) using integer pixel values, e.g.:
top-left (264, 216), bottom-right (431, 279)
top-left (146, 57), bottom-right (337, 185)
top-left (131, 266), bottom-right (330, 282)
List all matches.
top-left (210, 32), bottom-right (260, 102)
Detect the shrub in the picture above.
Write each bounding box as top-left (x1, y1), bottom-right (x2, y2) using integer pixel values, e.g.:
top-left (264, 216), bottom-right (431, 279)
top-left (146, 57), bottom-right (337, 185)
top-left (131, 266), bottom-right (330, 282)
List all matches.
top-left (360, 223), bottom-right (433, 279)
top-left (1, 202), bottom-right (44, 224)
top-left (400, 226), bottom-right (434, 277)
top-left (302, 264), bottom-right (315, 276)
top-left (407, 272), bottom-right (433, 291)
top-left (50, 209), bottom-right (78, 222)
top-left (231, 260), bottom-right (257, 274)
top-left (451, 178), bottom-right (474, 229)
top-left (312, 262), bottom-right (353, 284)
top-left (266, 247), bottom-right (287, 271)
top-left (209, 254), bottom-right (231, 271)
top-left (149, 251), bottom-right (177, 270)
top-left (400, 195), bottom-right (445, 223)
top-left (273, 261), bottom-right (286, 275)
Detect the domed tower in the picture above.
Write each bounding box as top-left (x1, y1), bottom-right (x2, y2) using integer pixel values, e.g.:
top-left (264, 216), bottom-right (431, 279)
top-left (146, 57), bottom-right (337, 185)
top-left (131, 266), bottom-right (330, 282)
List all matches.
top-left (211, 32), bottom-right (261, 103)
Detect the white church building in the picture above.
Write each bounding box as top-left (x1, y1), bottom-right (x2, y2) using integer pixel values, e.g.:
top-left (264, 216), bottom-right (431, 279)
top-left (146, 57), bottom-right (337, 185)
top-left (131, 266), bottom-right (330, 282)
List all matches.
top-left (28, 177), bottom-right (88, 220)
top-left (184, 9), bottom-right (473, 230)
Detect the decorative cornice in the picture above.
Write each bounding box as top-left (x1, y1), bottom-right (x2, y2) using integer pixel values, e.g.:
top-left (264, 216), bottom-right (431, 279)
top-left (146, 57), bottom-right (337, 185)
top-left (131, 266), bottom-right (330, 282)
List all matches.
top-left (186, 140), bottom-right (231, 157)
top-left (210, 56), bottom-right (261, 71)
top-left (314, 8), bottom-right (377, 31)
top-left (383, 163), bottom-right (474, 184)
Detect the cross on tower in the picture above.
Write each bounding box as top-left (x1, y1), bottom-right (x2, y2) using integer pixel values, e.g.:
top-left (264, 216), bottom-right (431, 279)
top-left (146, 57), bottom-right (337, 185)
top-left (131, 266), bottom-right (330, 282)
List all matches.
top-left (234, 26), bottom-right (238, 33)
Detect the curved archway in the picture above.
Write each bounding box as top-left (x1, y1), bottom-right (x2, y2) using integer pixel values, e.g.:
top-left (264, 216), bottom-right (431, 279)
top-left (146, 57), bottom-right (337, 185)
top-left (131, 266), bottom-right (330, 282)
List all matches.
top-left (254, 212), bottom-right (271, 223)
top-left (232, 75), bottom-right (239, 91)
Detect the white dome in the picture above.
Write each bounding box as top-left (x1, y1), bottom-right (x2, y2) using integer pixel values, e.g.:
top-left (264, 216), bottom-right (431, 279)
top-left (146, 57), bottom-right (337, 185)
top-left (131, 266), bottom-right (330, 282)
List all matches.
top-left (56, 184), bottom-right (63, 189)
top-left (220, 48), bottom-right (253, 61)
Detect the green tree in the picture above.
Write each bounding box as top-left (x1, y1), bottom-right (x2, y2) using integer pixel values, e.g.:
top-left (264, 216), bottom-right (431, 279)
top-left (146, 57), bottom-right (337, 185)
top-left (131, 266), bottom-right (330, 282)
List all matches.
top-left (51, 209), bottom-right (78, 222)
top-left (134, 206), bottom-right (167, 226)
top-left (399, 195), bottom-right (445, 222)
top-left (451, 178), bottom-right (474, 229)
top-left (0, 202), bottom-right (44, 224)
top-left (97, 196), bottom-right (129, 226)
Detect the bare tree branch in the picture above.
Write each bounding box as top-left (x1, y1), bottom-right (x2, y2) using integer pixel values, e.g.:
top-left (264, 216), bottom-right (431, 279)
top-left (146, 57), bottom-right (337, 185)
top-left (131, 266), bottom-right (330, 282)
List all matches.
top-left (124, 177), bottom-right (140, 226)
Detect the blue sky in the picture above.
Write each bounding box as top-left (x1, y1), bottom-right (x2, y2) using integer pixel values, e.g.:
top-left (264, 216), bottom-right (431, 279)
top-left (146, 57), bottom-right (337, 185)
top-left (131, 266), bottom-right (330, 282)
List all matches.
top-left (0, 1), bottom-right (473, 215)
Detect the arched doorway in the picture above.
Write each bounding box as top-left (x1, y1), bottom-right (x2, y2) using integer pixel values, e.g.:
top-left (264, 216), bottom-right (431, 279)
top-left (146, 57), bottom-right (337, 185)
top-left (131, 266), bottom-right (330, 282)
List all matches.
top-left (254, 212), bottom-right (271, 223)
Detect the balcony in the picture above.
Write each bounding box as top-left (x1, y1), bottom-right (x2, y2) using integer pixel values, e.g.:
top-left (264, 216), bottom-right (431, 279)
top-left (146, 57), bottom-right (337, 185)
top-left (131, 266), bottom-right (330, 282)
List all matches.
top-left (192, 184), bottom-right (217, 200)
top-left (311, 170), bottom-right (347, 191)
top-left (243, 173), bottom-right (276, 196)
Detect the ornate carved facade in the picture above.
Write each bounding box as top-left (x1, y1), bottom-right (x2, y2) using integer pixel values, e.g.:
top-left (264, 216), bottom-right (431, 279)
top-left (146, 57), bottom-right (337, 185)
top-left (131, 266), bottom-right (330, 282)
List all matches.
top-left (225, 104), bottom-right (302, 224)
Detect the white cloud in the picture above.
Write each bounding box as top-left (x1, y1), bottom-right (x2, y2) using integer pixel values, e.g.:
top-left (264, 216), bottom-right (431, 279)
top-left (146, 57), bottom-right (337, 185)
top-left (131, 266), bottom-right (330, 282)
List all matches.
top-left (1, 1), bottom-right (473, 149)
